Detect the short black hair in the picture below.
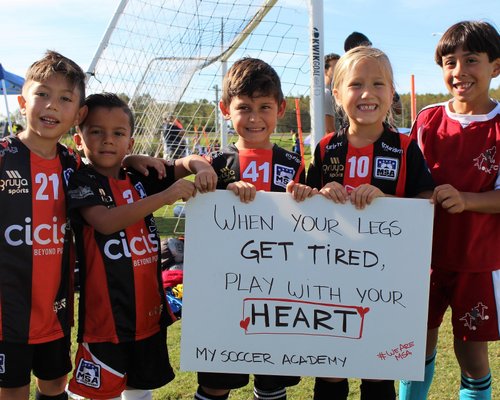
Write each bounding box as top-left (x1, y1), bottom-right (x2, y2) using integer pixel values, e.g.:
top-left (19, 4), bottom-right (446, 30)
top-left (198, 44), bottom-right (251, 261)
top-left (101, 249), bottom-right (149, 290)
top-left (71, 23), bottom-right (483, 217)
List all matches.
top-left (325, 53), bottom-right (341, 69)
top-left (435, 20), bottom-right (500, 66)
top-left (344, 32), bottom-right (372, 52)
top-left (80, 93), bottom-right (135, 134)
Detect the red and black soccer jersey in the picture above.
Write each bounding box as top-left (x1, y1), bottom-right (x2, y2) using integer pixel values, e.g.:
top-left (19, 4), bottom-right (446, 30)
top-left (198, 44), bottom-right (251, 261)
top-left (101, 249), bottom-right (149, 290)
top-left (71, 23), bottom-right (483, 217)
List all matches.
top-left (0, 136), bottom-right (79, 344)
top-left (412, 101), bottom-right (500, 272)
top-left (207, 143), bottom-right (305, 191)
top-left (306, 125), bottom-right (434, 197)
top-left (67, 165), bottom-right (176, 344)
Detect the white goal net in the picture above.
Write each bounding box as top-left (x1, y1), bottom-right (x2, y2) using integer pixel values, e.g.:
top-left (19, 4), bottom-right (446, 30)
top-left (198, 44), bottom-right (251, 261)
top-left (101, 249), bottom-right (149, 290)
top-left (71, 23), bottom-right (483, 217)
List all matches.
top-left (85, 0), bottom-right (318, 232)
top-left (86, 0), bottom-right (313, 156)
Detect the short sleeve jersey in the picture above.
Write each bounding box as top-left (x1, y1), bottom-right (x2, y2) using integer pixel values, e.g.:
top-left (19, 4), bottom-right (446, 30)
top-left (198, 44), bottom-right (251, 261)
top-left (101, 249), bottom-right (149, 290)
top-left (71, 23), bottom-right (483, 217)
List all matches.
top-left (306, 125), bottom-right (434, 198)
top-left (67, 165), bottom-right (176, 343)
top-left (412, 101), bottom-right (500, 272)
top-left (207, 143), bottom-right (305, 191)
top-left (0, 137), bottom-right (79, 344)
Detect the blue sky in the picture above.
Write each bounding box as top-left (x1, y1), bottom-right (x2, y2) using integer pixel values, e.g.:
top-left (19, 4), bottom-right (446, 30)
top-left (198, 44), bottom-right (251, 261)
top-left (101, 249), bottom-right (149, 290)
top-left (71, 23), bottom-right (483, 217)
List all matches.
top-left (1, 0), bottom-right (499, 116)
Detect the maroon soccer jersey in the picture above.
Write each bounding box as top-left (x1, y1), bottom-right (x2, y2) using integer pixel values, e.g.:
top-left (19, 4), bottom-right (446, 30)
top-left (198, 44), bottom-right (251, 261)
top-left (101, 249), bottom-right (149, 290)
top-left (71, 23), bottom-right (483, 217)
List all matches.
top-left (0, 137), bottom-right (78, 344)
top-left (67, 165), bottom-right (175, 343)
top-left (207, 143), bottom-right (305, 190)
top-left (412, 101), bottom-right (500, 272)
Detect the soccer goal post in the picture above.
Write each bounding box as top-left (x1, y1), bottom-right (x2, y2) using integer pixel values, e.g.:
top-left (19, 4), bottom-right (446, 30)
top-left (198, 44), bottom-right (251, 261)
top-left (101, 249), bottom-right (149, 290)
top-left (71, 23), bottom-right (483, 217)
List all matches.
top-left (85, 0), bottom-right (325, 160)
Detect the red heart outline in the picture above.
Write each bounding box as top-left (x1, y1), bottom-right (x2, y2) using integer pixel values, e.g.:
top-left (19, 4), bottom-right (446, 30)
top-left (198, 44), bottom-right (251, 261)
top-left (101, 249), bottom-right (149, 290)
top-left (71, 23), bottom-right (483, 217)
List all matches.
top-left (357, 307), bottom-right (370, 317)
top-left (240, 317), bottom-right (250, 331)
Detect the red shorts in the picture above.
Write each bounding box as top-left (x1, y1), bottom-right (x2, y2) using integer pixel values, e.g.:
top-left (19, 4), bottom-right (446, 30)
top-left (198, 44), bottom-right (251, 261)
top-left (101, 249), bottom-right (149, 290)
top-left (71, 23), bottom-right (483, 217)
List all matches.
top-left (68, 330), bottom-right (174, 399)
top-left (427, 268), bottom-right (500, 341)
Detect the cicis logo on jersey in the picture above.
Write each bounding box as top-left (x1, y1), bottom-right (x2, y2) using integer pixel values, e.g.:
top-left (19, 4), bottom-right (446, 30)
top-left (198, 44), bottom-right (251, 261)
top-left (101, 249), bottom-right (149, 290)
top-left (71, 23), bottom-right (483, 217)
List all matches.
top-left (75, 359), bottom-right (101, 388)
top-left (374, 157), bottom-right (398, 180)
top-left (0, 169), bottom-right (29, 195)
top-left (5, 216), bottom-right (66, 247)
top-left (274, 164), bottom-right (295, 188)
top-left (103, 229), bottom-right (159, 261)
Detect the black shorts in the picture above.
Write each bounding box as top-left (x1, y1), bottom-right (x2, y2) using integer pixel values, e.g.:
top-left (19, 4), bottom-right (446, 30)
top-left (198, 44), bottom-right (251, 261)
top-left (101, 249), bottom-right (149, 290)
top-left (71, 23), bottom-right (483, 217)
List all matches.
top-left (0, 336), bottom-right (72, 388)
top-left (87, 330), bottom-right (174, 390)
top-left (197, 372), bottom-right (300, 390)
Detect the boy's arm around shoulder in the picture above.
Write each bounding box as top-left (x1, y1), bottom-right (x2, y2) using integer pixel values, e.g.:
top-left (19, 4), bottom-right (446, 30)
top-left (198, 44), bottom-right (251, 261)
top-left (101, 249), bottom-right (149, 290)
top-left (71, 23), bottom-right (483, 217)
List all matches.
top-left (174, 154), bottom-right (217, 193)
top-left (68, 168), bottom-right (196, 235)
top-left (122, 154), bottom-right (168, 179)
top-left (80, 180), bottom-right (196, 234)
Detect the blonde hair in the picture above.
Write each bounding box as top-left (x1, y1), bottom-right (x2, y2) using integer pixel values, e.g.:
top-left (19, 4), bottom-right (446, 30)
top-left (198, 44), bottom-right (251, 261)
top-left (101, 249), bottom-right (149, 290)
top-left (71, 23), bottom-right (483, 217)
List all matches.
top-left (333, 47), bottom-right (396, 129)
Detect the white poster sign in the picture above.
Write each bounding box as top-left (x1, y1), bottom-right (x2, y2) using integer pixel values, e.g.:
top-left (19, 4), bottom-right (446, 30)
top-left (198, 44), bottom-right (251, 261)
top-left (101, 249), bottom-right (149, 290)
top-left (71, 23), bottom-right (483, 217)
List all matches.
top-left (180, 191), bottom-right (433, 380)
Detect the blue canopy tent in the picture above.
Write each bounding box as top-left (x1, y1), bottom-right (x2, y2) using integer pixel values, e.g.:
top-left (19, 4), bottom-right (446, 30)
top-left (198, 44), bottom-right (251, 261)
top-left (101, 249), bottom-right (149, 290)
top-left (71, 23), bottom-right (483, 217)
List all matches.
top-left (0, 63), bottom-right (24, 137)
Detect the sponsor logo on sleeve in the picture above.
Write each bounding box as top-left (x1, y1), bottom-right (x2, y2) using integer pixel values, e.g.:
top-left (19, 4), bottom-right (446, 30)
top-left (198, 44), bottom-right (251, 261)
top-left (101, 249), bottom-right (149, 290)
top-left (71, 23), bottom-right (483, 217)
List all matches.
top-left (68, 186), bottom-right (94, 200)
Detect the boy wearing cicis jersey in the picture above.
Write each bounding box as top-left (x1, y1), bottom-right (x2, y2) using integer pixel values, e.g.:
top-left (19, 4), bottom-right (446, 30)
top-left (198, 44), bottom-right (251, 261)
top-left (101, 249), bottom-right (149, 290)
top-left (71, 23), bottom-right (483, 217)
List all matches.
top-left (66, 93), bottom-right (217, 400)
top-left (194, 57), bottom-right (316, 400)
top-left (399, 21), bottom-right (500, 400)
top-left (307, 47), bottom-right (434, 400)
top-left (0, 51), bottom-right (87, 400)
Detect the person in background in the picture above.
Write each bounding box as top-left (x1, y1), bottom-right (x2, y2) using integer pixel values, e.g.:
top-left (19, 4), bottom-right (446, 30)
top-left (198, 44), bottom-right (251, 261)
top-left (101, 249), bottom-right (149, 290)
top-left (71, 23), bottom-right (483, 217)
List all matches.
top-left (291, 128), bottom-right (300, 153)
top-left (324, 53), bottom-right (341, 134)
top-left (161, 115), bottom-right (186, 160)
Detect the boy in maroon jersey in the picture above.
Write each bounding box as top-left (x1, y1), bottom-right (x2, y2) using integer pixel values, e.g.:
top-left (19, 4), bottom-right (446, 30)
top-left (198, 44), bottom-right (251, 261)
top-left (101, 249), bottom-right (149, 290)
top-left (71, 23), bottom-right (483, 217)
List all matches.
top-left (66, 93), bottom-right (217, 400)
top-left (195, 57), bottom-right (316, 400)
top-left (400, 21), bottom-right (500, 400)
top-left (0, 51), bottom-right (87, 400)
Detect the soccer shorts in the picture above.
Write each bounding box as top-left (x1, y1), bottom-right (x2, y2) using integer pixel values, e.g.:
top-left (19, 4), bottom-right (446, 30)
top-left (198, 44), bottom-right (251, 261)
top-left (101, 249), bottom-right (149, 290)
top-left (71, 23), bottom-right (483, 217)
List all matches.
top-left (427, 268), bottom-right (500, 341)
top-left (68, 330), bottom-right (174, 399)
top-left (0, 336), bottom-right (71, 388)
top-left (197, 372), bottom-right (300, 390)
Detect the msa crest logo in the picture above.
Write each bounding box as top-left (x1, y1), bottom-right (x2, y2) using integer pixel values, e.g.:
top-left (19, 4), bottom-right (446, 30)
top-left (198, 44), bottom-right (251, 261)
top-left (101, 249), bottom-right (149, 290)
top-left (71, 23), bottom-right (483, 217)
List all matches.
top-left (274, 164), bottom-right (295, 188)
top-left (374, 157), bottom-right (398, 180)
top-left (0, 354), bottom-right (5, 373)
top-left (75, 359), bottom-right (101, 388)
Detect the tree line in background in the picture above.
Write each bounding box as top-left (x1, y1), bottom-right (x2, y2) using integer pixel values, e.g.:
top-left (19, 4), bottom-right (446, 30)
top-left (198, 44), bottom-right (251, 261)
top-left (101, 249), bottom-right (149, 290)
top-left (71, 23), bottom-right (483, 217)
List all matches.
top-left (3, 87), bottom-right (499, 134)
top-left (163, 86), bottom-right (500, 133)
